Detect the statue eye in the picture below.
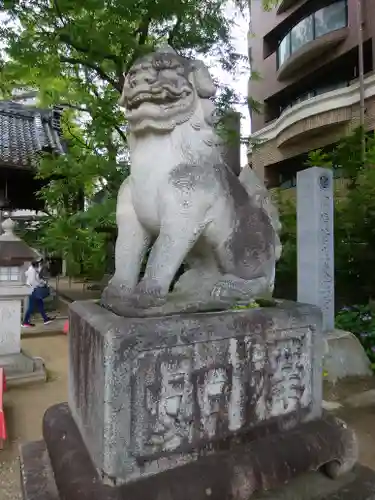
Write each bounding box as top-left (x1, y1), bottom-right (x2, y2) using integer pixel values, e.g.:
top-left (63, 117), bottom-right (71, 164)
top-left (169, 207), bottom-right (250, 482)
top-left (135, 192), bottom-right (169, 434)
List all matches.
top-left (153, 59), bottom-right (164, 69)
top-left (153, 57), bottom-right (179, 71)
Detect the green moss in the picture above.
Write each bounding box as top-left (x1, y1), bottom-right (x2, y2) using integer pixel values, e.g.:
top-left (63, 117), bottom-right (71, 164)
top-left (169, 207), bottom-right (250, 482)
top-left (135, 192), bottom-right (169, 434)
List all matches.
top-left (231, 297), bottom-right (278, 310)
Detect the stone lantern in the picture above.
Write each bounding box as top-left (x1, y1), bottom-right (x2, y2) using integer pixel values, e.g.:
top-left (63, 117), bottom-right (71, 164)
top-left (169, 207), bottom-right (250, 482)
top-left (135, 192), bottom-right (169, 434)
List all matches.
top-left (0, 217), bottom-right (46, 385)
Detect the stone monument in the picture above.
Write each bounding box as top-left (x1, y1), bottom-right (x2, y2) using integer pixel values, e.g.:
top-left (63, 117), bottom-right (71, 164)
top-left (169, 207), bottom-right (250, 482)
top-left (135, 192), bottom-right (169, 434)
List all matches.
top-left (297, 168), bottom-right (372, 382)
top-left (0, 218), bottom-right (46, 385)
top-left (297, 167), bottom-right (334, 333)
top-left (221, 109), bottom-right (241, 176)
top-left (20, 47), bottom-right (365, 499)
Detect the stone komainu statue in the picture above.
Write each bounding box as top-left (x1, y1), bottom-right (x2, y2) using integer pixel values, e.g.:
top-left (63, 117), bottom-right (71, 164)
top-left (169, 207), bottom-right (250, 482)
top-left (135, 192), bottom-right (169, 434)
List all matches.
top-left (102, 46), bottom-right (281, 313)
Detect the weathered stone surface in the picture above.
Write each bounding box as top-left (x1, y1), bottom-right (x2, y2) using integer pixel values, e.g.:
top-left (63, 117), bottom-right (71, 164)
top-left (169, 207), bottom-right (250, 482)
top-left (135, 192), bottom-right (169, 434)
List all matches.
top-left (297, 167), bottom-right (334, 333)
top-left (0, 351), bottom-right (46, 386)
top-left (323, 329), bottom-right (372, 383)
top-left (102, 45), bottom-right (281, 312)
top-left (20, 405), bottom-right (358, 500)
top-left (344, 389), bottom-right (375, 408)
top-left (221, 110), bottom-right (241, 176)
top-left (69, 300), bottom-right (323, 484)
top-left (0, 299), bottom-right (22, 355)
top-left (254, 466), bottom-right (375, 499)
top-left (19, 440), bottom-right (59, 500)
top-left (322, 400), bottom-right (343, 411)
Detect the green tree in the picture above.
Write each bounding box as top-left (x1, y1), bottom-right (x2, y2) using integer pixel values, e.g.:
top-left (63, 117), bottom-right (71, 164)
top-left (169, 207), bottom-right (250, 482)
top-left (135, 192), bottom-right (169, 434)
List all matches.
top-left (275, 128), bottom-right (375, 307)
top-left (0, 0), bottom-right (278, 277)
top-left (335, 132), bottom-right (375, 304)
top-left (273, 193), bottom-right (297, 300)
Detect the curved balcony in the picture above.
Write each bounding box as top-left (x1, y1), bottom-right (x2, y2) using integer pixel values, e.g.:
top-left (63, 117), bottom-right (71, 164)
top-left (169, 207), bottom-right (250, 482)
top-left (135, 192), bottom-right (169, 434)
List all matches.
top-left (277, 27), bottom-right (348, 80)
top-left (250, 73), bottom-right (375, 147)
top-left (276, 0), bottom-right (348, 80)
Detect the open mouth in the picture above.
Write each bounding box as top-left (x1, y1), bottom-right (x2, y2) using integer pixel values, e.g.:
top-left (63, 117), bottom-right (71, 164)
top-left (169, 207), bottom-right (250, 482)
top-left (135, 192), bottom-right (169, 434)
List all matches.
top-left (128, 93), bottom-right (179, 110)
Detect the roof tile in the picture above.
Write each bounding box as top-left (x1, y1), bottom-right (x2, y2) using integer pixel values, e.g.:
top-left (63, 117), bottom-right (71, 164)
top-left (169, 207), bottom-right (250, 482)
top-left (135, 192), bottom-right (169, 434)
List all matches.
top-left (0, 101), bottom-right (65, 169)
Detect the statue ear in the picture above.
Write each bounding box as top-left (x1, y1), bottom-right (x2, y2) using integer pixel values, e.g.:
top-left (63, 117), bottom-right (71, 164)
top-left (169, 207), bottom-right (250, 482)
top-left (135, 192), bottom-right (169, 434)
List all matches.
top-left (191, 61), bottom-right (216, 98)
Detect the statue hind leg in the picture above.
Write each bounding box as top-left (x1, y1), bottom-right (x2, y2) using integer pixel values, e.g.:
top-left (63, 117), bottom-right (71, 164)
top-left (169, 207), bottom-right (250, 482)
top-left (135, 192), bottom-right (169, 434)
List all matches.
top-left (210, 242), bottom-right (276, 302)
top-left (211, 274), bottom-right (272, 302)
top-left (173, 242), bottom-right (222, 298)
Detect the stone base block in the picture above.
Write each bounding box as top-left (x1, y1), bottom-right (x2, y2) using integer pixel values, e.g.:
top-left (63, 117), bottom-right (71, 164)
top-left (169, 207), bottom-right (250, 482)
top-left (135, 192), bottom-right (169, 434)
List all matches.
top-left (20, 440), bottom-right (59, 500)
top-left (254, 466), bottom-right (375, 499)
top-left (69, 300), bottom-right (323, 484)
top-left (20, 403), bottom-right (358, 500)
top-left (323, 330), bottom-right (372, 383)
top-left (0, 351), bottom-right (46, 387)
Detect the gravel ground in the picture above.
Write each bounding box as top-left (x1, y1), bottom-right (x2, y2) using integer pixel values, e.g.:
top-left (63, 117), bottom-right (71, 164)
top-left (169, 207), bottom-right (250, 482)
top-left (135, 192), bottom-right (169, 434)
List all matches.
top-left (0, 336), bottom-right (68, 500)
top-left (0, 458), bottom-right (21, 500)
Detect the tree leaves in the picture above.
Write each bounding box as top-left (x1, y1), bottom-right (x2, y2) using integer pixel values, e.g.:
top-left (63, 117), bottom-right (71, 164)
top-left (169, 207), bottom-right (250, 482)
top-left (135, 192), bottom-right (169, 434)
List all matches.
top-left (276, 128), bottom-right (375, 307)
top-left (1, 0), bottom-right (279, 277)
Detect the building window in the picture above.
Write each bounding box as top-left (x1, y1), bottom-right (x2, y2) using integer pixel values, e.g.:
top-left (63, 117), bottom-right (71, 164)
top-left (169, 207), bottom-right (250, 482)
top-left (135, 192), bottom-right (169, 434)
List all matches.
top-left (290, 16), bottom-right (314, 54)
top-left (279, 173), bottom-right (297, 189)
top-left (277, 0), bottom-right (348, 68)
top-left (314, 1), bottom-right (347, 38)
top-left (278, 36), bottom-right (290, 67)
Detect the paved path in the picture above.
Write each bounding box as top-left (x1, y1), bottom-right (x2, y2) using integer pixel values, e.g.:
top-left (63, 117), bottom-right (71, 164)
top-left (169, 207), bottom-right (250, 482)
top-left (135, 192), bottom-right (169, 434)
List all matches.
top-left (21, 317), bottom-right (67, 338)
top-left (1, 336), bottom-right (68, 499)
top-left (50, 276), bottom-right (102, 303)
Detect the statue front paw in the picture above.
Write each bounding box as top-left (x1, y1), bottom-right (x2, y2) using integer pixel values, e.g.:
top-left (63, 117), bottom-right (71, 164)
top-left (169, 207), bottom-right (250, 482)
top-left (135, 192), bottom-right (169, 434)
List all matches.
top-left (131, 281), bottom-right (167, 308)
top-left (101, 281), bottom-right (133, 307)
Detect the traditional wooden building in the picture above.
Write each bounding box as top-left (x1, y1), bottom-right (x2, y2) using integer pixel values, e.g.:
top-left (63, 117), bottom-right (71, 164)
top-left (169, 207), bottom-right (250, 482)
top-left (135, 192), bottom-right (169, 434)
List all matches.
top-left (0, 101), bottom-right (65, 211)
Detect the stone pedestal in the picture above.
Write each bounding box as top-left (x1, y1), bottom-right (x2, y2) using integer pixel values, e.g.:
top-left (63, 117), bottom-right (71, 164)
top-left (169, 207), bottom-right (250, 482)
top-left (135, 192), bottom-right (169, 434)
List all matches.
top-left (19, 300), bottom-right (362, 498)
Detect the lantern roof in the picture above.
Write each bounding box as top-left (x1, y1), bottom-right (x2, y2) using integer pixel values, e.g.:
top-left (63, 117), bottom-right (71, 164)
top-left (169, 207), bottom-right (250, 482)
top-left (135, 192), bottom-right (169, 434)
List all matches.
top-left (0, 218), bottom-right (38, 265)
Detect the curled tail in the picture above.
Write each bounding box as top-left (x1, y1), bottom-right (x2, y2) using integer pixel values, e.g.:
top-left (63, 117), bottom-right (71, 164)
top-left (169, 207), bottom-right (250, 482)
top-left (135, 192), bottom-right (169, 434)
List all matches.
top-left (239, 166), bottom-right (282, 262)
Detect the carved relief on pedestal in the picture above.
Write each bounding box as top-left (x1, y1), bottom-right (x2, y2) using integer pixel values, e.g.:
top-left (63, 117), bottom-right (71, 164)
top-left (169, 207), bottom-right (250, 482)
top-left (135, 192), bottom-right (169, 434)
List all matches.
top-left (195, 366), bottom-right (232, 440)
top-left (131, 328), bottom-right (313, 460)
top-left (267, 330), bottom-right (312, 417)
top-left (133, 353), bottom-right (194, 457)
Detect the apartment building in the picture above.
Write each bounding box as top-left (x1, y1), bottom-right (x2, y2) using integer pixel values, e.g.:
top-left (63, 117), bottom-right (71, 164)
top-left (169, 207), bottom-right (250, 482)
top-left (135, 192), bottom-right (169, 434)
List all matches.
top-left (248, 0), bottom-right (375, 188)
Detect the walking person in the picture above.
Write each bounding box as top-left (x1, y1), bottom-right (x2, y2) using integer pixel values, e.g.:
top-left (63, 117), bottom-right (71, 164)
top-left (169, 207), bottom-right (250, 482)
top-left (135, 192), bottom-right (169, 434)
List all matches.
top-left (38, 257), bottom-right (50, 281)
top-left (22, 260), bottom-right (53, 328)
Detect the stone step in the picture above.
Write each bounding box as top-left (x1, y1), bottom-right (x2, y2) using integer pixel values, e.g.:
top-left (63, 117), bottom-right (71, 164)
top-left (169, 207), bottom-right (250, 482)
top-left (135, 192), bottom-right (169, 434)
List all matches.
top-left (20, 439), bottom-right (375, 500)
top-left (254, 465), bottom-right (375, 499)
top-left (20, 440), bottom-right (59, 500)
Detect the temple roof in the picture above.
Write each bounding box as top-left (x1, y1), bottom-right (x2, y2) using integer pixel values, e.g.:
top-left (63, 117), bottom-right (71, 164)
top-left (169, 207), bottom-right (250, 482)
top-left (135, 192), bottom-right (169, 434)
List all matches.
top-left (0, 101), bottom-right (66, 170)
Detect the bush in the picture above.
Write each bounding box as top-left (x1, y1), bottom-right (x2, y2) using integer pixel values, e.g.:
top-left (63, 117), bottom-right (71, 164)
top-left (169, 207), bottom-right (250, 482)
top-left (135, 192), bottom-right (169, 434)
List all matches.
top-left (274, 128), bottom-right (375, 308)
top-left (335, 305), bottom-right (375, 371)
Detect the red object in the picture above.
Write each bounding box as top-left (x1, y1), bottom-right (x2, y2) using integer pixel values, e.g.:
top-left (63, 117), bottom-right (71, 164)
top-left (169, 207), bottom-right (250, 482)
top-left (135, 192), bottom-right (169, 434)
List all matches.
top-left (0, 368), bottom-right (7, 449)
top-left (63, 320), bottom-right (69, 335)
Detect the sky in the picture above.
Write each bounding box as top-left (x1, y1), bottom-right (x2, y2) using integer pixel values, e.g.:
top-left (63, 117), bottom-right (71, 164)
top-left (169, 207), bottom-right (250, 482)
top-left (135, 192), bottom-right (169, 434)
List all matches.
top-left (214, 3), bottom-right (251, 167)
